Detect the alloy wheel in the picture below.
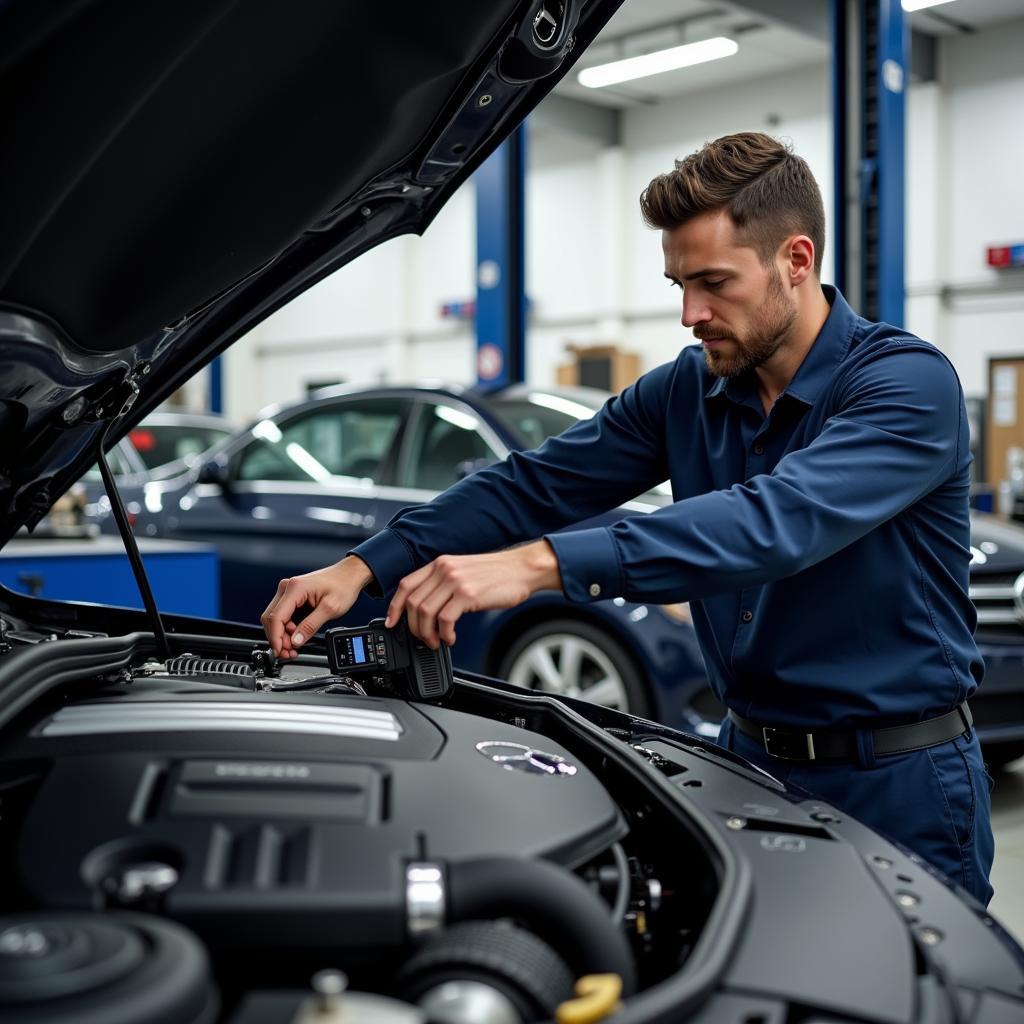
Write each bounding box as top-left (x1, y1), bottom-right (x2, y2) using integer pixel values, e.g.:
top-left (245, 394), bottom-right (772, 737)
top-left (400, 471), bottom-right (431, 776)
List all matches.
top-left (504, 631), bottom-right (630, 710)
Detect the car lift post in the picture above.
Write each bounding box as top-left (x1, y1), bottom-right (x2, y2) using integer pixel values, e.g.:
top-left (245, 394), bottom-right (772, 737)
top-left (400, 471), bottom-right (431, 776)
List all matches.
top-left (474, 125), bottom-right (528, 392)
top-left (209, 356), bottom-right (223, 414)
top-left (831, 0), bottom-right (907, 327)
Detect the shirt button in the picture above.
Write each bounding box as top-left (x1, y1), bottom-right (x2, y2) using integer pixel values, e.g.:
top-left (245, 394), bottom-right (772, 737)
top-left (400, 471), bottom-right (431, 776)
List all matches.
top-left (753, 444), bottom-right (764, 455)
top-left (588, 583), bottom-right (602, 597)
top-left (741, 610), bottom-right (753, 623)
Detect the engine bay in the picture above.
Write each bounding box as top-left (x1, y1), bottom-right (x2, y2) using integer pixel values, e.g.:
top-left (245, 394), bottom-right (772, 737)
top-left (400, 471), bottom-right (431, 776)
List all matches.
top-left (0, 621), bottom-right (726, 1024)
top-left (2, 611), bottom-right (1023, 1024)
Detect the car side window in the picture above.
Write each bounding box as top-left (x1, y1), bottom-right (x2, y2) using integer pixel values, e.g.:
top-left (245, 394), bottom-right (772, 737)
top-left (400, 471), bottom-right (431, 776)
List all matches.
top-left (128, 425), bottom-right (232, 470)
top-left (81, 443), bottom-right (138, 482)
top-left (401, 402), bottom-right (499, 492)
top-left (235, 400), bottom-right (407, 484)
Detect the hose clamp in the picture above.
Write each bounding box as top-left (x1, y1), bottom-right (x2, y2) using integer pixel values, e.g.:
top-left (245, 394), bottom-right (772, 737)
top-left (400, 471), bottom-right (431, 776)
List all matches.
top-left (407, 862), bottom-right (446, 937)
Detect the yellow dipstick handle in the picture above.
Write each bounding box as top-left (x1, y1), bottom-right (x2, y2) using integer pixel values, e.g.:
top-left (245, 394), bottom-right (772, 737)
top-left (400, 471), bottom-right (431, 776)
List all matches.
top-left (555, 973), bottom-right (623, 1024)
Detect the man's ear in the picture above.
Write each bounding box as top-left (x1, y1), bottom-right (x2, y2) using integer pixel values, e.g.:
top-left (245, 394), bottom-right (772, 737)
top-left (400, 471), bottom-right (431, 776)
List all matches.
top-left (781, 234), bottom-right (815, 286)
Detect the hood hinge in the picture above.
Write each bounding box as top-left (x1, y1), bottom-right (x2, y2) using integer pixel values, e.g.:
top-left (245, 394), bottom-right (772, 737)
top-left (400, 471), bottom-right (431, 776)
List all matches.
top-left (87, 363), bottom-right (150, 424)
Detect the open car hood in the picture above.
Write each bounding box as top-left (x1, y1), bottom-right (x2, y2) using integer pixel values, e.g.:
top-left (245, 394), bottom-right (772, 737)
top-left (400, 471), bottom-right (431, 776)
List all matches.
top-left (0, 0), bottom-right (621, 544)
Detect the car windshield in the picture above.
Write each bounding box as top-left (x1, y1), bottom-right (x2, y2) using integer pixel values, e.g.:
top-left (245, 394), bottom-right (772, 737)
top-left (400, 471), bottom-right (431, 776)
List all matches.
top-left (127, 424), bottom-right (233, 470)
top-left (484, 391), bottom-right (672, 499)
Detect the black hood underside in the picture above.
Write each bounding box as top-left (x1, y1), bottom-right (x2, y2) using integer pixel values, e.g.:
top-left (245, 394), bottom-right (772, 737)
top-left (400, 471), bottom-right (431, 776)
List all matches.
top-left (1, 1), bottom-right (527, 354)
top-left (0, 0), bottom-right (621, 542)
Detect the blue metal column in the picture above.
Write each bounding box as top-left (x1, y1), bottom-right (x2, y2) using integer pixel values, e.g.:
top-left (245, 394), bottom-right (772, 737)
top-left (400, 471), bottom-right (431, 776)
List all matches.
top-left (829, 0), bottom-right (848, 297)
top-left (830, 0), bottom-right (906, 326)
top-left (872, 0), bottom-right (906, 327)
top-left (474, 126), bottom-right (527, 391)
top-left (209, 356), bottom-right (223, 414)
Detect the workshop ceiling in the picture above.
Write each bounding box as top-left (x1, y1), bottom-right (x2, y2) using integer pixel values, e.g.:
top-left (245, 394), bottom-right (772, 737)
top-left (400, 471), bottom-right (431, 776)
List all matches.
top-left (551, 0), bottom-right (1023, 109)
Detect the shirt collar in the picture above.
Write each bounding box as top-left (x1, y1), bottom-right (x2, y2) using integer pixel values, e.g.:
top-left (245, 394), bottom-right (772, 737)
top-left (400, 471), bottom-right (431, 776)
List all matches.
top-left (704, 375), bottom-right (728, 400)
top-left (782, 285), bottom-right (855, 407)
top-left (703, 285), bottom-right (856, 408)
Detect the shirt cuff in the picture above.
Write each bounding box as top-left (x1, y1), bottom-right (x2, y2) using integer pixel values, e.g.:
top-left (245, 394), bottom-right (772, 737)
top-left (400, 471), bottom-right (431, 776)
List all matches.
top-left (350, 528), bottom-right (417, 598)
top-left (545, 527), bottom-right (623, 604)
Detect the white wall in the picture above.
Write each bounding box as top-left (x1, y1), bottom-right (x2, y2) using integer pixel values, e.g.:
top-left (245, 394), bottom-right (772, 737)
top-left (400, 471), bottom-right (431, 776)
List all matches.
top-left (223, 188), bottom-right (477, 422)
top-left (905, 80), bottom-right (945, 355)
top-left (220, 15), bottom-right (1024, 424)
top-left (930, 18), bottom-right (1024, 397)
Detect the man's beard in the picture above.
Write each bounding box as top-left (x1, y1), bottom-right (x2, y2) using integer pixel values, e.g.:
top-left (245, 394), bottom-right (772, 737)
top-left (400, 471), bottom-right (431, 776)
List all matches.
top-left (696, 270), bottom-right (797, 379)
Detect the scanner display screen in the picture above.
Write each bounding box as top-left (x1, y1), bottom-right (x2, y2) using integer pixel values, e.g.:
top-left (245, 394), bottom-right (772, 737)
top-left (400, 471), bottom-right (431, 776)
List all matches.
top-left (351, 635), bottom-right (368, 664)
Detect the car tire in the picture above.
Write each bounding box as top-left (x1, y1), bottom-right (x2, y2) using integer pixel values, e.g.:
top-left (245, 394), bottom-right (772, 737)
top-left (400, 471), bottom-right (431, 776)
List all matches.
top-left (496, 619), bottom-right (651, 718)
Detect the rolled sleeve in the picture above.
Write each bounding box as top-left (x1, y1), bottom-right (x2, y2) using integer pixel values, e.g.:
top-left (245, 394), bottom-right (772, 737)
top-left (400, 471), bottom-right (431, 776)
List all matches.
top-left (350, 527), bottom-right (417, 597)
top-left (545, 527), bottom-right (623, 603)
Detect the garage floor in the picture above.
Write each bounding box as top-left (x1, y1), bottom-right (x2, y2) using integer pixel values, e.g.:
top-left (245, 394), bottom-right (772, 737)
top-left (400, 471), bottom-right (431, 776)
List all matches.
top-left (991, 759), bottom-right (1024, 942)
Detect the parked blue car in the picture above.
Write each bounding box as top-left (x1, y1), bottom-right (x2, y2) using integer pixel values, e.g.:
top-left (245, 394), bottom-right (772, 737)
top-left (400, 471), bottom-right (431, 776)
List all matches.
top-left (126, 384), bottom-right (715, 733)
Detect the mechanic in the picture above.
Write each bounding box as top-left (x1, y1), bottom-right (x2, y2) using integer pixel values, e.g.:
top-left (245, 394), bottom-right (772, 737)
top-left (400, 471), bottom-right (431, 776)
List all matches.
top-left (263, 132), bottom-right (995, 906)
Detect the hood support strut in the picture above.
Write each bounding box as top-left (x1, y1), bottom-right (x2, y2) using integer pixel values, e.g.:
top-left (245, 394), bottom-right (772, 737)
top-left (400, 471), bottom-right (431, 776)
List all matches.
top-left (95, 421), bottom-right (170, 662)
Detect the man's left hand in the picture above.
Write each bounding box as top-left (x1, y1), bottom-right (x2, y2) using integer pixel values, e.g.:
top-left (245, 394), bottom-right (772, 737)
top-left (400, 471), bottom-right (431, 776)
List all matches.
top-left (385, 540), bottom-right (562, 649)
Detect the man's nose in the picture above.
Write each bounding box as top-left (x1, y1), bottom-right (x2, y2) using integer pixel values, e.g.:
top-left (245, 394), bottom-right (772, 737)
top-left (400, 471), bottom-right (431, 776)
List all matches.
top-left (681, 293), bottom-right (712, 329)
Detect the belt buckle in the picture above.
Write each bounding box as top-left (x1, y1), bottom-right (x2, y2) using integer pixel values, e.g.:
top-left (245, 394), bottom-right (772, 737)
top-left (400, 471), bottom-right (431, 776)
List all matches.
top-left (762, 726), bottom-right (816, 760)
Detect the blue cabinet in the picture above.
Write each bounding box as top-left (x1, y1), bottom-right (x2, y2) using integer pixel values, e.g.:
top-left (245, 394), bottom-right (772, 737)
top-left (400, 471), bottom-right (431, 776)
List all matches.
top-left (0, 538), bottom-right (219, 618)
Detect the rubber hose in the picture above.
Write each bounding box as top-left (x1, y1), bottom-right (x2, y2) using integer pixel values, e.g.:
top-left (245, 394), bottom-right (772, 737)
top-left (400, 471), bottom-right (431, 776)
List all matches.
top-left (446, 857), bottom-right (637, 995)
top-left (610, 842), bottom-right (631, 924)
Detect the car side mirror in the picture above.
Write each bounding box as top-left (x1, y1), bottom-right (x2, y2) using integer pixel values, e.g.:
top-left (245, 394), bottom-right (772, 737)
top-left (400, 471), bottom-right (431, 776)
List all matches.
top-left (455, 457), bottom-right (495, 481)
top-left (195, 457), bottom-right (230, 488)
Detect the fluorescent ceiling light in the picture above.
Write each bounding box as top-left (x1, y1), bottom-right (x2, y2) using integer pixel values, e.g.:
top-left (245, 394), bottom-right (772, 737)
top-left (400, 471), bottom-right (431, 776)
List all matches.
top-left (578, 37), bottom-right (738, 89)
top-left (901, 0), bottom-right (957, 11)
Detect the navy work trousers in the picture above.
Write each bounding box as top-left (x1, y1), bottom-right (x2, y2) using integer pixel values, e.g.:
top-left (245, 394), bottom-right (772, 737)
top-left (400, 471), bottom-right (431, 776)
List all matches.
top-left (718, 718), bottom-right (996, 906)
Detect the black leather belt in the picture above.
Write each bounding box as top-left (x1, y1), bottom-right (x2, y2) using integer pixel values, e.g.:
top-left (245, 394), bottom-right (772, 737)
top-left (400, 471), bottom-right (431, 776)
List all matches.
top-left (727, 702), bottom-right (973, 762)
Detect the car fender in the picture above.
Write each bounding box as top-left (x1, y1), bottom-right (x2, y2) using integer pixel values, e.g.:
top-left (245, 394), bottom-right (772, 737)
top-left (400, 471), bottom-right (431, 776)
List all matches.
top-left (455, 592), bottom-right (706, 726)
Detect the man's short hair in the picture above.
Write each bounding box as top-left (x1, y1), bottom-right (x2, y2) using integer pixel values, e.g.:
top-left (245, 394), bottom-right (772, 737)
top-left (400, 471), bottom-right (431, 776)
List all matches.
top-left (640, 132), bottom-right (825, 276)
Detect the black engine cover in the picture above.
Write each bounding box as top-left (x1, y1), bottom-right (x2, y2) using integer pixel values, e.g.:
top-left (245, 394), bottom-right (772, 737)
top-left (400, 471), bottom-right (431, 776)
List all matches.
top-left (7, 691), bottom-right (625, 951)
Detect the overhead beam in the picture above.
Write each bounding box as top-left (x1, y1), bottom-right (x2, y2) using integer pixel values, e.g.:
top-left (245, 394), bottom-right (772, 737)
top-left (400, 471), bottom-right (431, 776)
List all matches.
top-left (529, 92), bottom-right (622, 148)
top-left (731, 0), bottom-right (828, 39)
top-left (733, 0), bottom-right (935, 81)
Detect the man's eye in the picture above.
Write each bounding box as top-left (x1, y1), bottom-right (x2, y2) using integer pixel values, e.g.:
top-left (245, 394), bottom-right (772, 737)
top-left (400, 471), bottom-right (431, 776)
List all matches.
top-left (706, 279), bottom-right (725, 290)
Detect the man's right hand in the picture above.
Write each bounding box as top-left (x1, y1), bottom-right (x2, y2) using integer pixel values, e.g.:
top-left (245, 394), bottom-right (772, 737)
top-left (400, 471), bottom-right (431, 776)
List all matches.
top-left (261, 555), bottom-right (373, 659)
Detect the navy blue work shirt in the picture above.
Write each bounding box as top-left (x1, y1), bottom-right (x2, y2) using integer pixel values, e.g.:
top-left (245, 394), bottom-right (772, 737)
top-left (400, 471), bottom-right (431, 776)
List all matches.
top-left (354, 286), bottom-right (982, 729)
